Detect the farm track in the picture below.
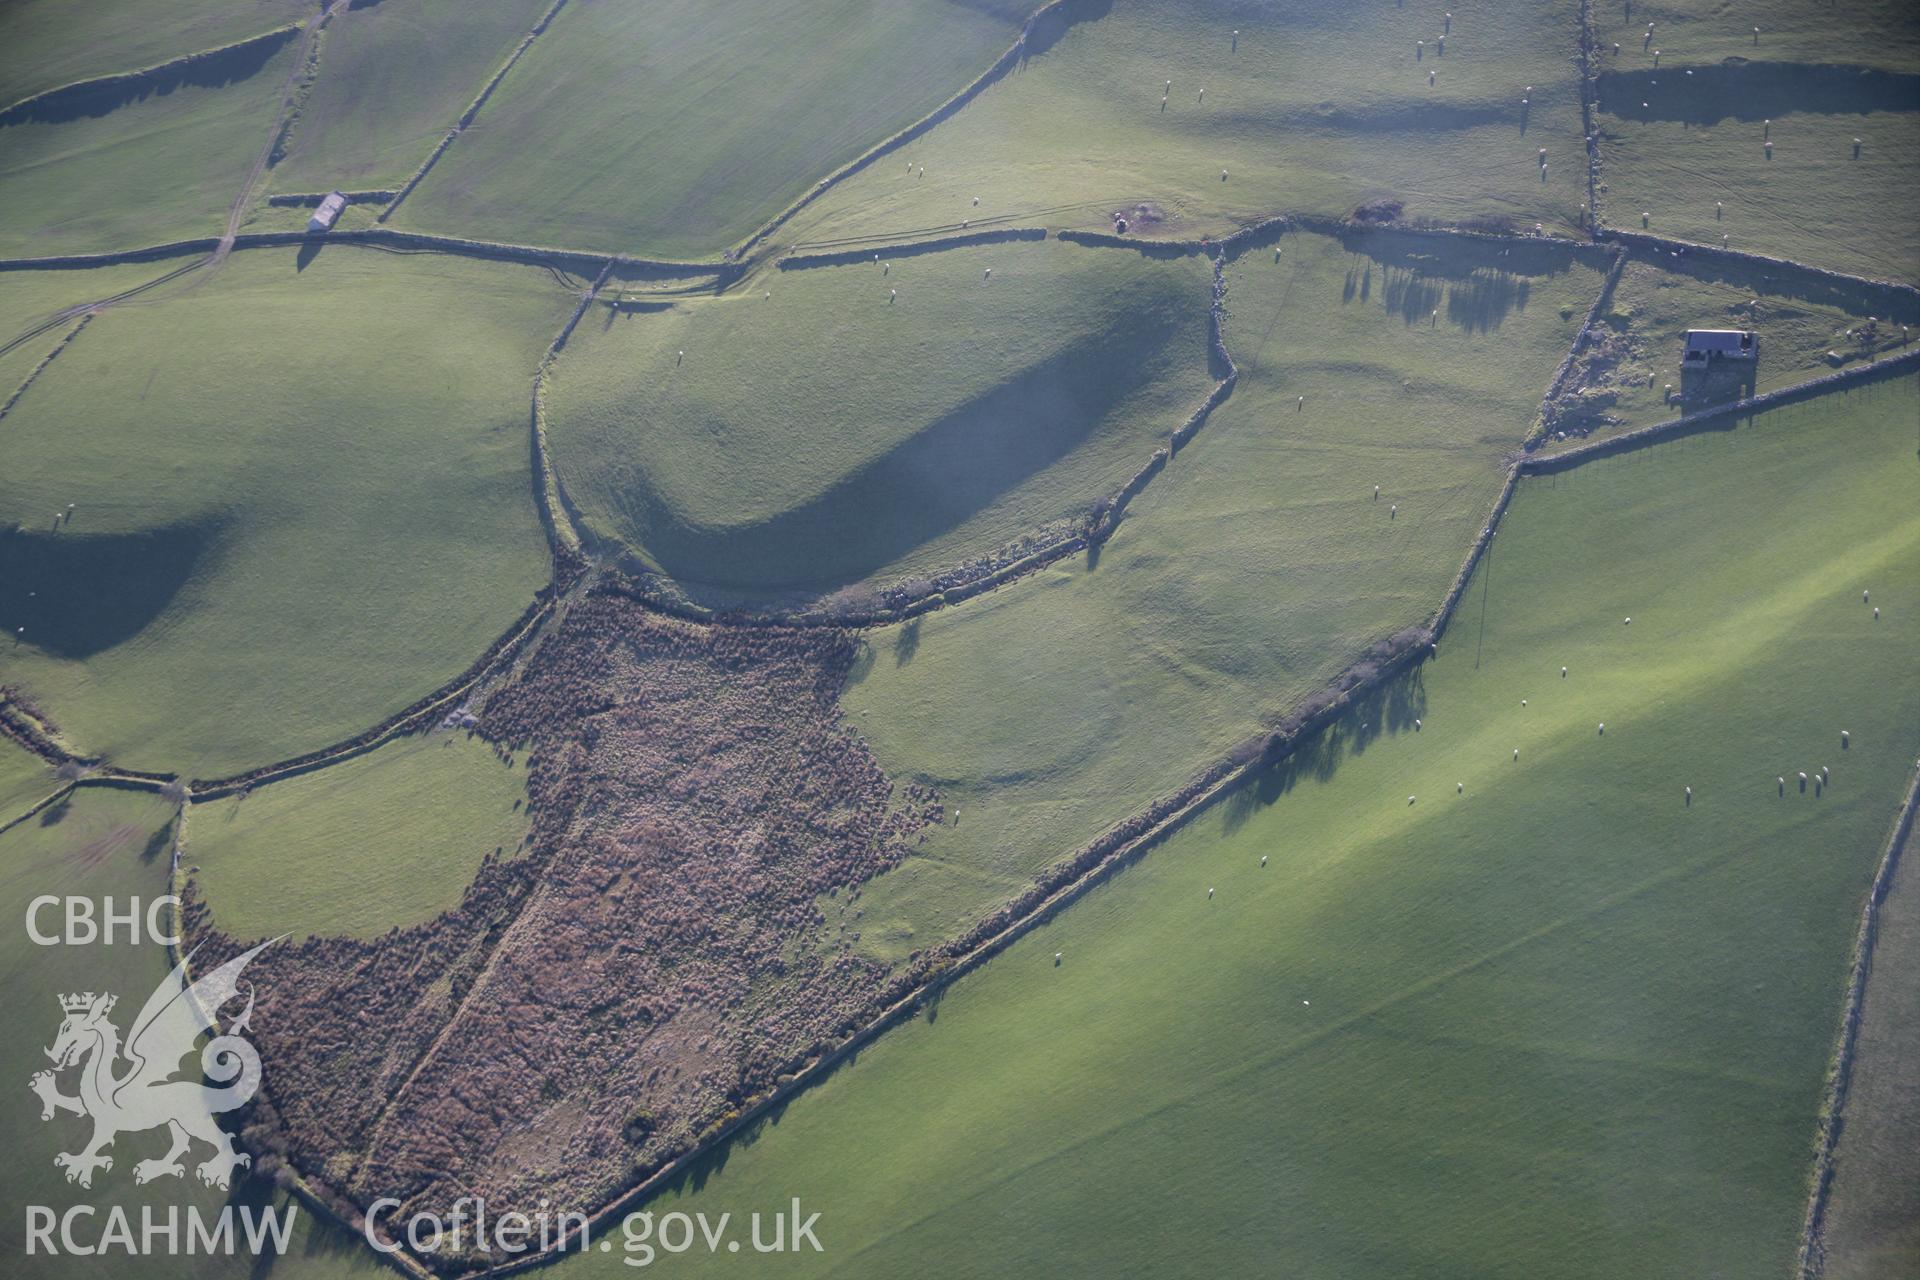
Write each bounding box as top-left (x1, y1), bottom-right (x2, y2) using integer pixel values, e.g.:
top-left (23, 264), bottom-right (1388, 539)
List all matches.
top-left (8, 4), bottom-right (1917, 1268)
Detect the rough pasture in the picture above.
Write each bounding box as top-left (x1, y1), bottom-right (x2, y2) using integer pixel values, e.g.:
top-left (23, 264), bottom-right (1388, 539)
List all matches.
top-left (184, 595), bottom-right (939, 1260)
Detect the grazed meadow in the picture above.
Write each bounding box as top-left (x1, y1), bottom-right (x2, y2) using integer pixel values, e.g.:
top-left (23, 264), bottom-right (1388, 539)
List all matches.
top-left (0, 246), bottom-right (572, 776)
top-left (0, 2), bottom-right (1915, 1276)
top-left (263, 0), bottom-right (553, 196)
top-left (836, 227), bottom-right (1604, 956)
top-left (1543, 250), bottom-right (1920, 443)
top-left (0, 31), bottom-right (297, 259)
top-left (185, 732), bottom-right (531, 940)
top-left (547, 237), bottom-right (1216, 602)
top-left (396, 0), bottom-right (1038, 256)
top-left (558, 376), bottom-right (1920, 1280)
top-left (791, 0), bottom-right (1592, 250)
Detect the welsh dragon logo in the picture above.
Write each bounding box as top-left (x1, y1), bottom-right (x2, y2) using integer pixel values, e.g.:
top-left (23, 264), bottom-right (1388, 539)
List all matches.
top-left (29, 940), bottom-right (275, 1191)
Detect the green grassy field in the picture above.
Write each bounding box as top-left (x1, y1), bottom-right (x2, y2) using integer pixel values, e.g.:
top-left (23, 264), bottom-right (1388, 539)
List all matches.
top-left (1592, 1), bottom-right (1920, 75)
top-left (0, 784), bottom-right (376, 1280)
top-left (1823, 819), bottom-right (1920, 1280)
top-left (547, 237), bottom-right (1216, 601)
top-left (834, 228), bottom-right (1603, 960)
top-left (1597, 78), bottom-right (1920, 284)
top-left (1589, 2), bottom-right (1920, 281)
top-left (553, 373), bottom-right (1920, 1280)
top-left (0, 245), bottom-right (572, 778)
top-left (0, 260), bottom-right (188, 398)
top-left (266, 0), bottom-right (551, 194)
top-left (1544, 252), bottom-right (1920, 443)
top-left (789, 0), bottom-right (1590, 251)
top-left (186, 731), bottom-right (530, 939)
top-left (0, 0), bottom-right (308, 106)
top-left (395, 0), bottom-right (1034, 257)
top-left (0, 735), bottom-right (55, 823)
top-left (0, 33), bottom-right (295, 258)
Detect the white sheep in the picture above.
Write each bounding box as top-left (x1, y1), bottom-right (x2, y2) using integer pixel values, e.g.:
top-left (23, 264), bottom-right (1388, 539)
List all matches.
top-left (1260, 855), bottom-right (1268, 866)
top-left (1513, 748), bottom-right (1520, 760)
top-left (1863, 589), bottom-right (1870, 603)
top-left (1408, 795), bottom-right (1417, 805)
top-left (1597, 723), bottom-right (1605, 735)
top-left (983, 267), bottom-right (991, 279)
top-left (1457, 782), bottom-right (1464, 793)
top-left (1561, 666), bottom-right (1568, 677)
top-left (1624, 617), bottom-right (1632, 625)
top-left (1414, 718), bottom-right (1423, 730)
top-left (1208, 887), bottom-right (1215, 898)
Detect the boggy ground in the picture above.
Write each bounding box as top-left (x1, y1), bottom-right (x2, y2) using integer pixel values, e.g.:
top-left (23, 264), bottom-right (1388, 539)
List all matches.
top-left (181, 595), bottom-right (939, 1267)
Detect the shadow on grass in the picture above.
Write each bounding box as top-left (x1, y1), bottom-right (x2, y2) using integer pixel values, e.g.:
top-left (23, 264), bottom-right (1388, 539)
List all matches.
top-left (1340, 228), bottom-right (1570, 330)
top-left (1021, 0), bottom-right (1114, 66)
top-left (139, 817), bottom-right (175, 863)
top-left (1639, 250), bottom-right (1920, 326)
top-left (0, 522), bottom-right (216, 659)
top-left (893, 618), bottom-right (921, 666)
top-left (1679, 360), bottom-right (1758, 416)
top-left (1220, 664), bottom-right (1429, 836)
top-left (0, 28), bottom-right (297, 128)
top-left (1598, 64), bottom-right (1920, 126)
top-left (601, 306), bottom-right (1206, 600)
top-left (245, 1182), bottom-right (388, 1278)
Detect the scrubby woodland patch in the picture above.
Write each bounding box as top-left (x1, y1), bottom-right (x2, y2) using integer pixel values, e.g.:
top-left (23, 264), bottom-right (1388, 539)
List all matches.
top-left (183, 595), bottom-right (938, 1263)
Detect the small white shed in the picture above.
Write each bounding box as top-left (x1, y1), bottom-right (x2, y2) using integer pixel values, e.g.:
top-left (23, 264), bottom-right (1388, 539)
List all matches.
top-left (1682, 329), bottom-right (1756, 365)
top-left (308, 191), bottom-right (348, 233)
